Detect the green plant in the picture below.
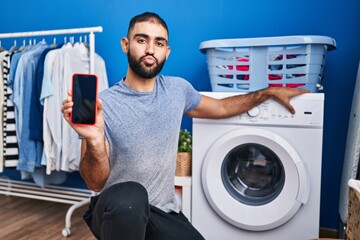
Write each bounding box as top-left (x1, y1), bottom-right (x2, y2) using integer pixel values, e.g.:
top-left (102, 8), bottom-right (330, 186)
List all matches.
top-left (178, 129), bottom-right (192, 152)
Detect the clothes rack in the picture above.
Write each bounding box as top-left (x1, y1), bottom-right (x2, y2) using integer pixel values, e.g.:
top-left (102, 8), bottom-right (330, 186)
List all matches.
top-left (0, 26), bottom-right (103, 237)
top-left (0, 26), bottom-right (102, 73)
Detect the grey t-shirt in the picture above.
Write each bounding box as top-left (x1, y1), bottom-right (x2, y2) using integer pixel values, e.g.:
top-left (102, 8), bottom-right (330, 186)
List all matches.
top-left (99, 75), bottom-right (201, 213)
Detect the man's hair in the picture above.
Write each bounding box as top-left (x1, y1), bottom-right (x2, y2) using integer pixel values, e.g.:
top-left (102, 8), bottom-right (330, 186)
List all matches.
top-left (127, 12), bottom-right (169, 38)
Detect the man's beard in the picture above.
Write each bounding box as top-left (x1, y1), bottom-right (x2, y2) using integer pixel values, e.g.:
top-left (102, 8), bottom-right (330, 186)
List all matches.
top-left (127, 50), bottom-right (166, 79)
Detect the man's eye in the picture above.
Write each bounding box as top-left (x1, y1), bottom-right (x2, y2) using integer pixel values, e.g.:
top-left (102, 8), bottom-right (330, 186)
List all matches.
top-left (138, 39), bottom-right (146, 43)
top-left (156, 42), bottom-right (165, 47)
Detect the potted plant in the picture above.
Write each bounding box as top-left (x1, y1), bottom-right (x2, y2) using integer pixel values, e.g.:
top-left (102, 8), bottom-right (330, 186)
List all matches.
top-left (176, 129), bottom-right (192, 176)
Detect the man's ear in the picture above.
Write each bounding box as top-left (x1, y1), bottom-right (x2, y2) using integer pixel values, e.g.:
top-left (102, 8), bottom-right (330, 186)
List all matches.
top-left (121, 37), bottom-right (129, 53)
top-left (166, 46), bottom-right (171, 60)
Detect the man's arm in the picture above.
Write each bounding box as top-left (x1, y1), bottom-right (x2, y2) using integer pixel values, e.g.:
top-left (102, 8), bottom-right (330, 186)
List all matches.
top-left (187, 87), bottom-right (310, 119)
top-left (79, 138), bottom-right (110, 192)
top-left (62, 90), bottom-right (110, 192)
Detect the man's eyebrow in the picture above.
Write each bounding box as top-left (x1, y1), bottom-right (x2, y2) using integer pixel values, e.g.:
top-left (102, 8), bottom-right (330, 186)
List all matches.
top-left (155, 37), bottom-right (168, 43)
top-left (134, 33), bottom-right (149, 39)
top-left (134, 33), bottom-right (168, 43)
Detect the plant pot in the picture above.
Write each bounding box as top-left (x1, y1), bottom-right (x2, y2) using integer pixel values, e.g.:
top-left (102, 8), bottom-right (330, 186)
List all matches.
top-left (176, 152), bottom-right (192, 176)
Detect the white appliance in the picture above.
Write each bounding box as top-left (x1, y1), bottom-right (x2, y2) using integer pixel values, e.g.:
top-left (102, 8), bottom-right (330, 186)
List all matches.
top-left (192, 92), bottom-right (324, 240)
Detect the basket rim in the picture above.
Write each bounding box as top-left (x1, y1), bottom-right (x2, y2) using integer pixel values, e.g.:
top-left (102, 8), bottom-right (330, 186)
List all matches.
top-left (200, 35), bottom-right (336, 53)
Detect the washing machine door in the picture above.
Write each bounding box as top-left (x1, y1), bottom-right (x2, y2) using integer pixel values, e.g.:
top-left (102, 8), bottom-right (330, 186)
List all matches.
top-left (202, 128), bottom-right (309, 231)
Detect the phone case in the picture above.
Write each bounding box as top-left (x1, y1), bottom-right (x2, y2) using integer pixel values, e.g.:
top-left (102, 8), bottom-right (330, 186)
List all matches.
top-left (70, 73), bottom-right (98, 126)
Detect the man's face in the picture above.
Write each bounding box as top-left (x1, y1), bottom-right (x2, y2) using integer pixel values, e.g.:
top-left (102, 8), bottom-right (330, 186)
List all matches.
top-left (125, 21), bottom-right (170, 79)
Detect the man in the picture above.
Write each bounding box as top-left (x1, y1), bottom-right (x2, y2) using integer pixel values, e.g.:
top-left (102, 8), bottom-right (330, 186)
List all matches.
top-left (61, 12), bottom-right (309, 240)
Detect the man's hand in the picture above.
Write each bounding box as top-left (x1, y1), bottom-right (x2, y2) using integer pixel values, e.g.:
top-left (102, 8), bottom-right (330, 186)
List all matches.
top-left (266, 87), bottom-right (311, 114)
top-left (61, 90), bottom-right (105, 140)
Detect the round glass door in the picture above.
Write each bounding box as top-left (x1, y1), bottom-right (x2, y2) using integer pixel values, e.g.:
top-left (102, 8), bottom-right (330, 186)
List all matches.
top-left (222, 143), bottom-right (285, 206)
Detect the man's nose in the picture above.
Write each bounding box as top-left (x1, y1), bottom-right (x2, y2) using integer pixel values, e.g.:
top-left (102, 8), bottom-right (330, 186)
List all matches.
top-left (145, 42), bottom-right (155, 55)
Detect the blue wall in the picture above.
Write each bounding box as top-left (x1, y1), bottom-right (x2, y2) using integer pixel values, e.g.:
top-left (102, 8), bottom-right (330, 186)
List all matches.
top-left (0, 0), bottom-right (359, 230)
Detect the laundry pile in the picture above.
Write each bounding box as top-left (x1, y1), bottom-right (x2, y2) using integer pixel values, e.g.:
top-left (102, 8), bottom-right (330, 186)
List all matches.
top-left (216, 54), bottom-right (306, 89)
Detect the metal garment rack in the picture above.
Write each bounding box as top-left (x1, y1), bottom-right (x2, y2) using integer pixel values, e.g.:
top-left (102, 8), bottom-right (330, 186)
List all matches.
top-left (0, 26), bottom-right (103, 237)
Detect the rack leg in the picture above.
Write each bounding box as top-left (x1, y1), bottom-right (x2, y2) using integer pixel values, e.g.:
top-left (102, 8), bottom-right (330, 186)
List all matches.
top-left (62, 198), bottom-right (91, 237)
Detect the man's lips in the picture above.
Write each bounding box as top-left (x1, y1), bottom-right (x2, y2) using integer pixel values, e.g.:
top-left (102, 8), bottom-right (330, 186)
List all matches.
top-left (142, 56), bottom-right (156, 65)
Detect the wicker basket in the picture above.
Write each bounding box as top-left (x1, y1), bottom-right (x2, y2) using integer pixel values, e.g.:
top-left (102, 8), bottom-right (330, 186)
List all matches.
top-left (176, 152), bottom-right (192, 176)
top-left (346, 180), bottom-right (360, 239)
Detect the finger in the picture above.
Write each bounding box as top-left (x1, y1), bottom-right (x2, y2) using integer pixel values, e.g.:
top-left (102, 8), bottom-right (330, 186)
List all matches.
top-left (288, 104), bottom-right (296, 114)
top-left (301, 89), bottom-right (311, 93)
top-left (61, 99), bottom-right (73, 114)
top-left (62, 104), bottom-right (72, 113)
top-left (97, 98), bottom-right (103, 110)
top-left (294, 88), bottom-right (311, 96)
top-left (61, 102), bottom-right (66, 113)
top-left (62, 95), bottom-right (72, 106)
top-left (67, 92), bottom-right (73, 102)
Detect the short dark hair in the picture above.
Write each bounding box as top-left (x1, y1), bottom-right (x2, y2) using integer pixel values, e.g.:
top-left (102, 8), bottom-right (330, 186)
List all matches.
top-left (127, 12), bottom-right (169, 38)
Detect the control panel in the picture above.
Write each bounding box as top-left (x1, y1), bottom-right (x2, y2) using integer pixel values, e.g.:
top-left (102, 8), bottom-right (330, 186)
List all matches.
top-left (238, 97), bottom-right (324, 127)
top-left (194, 92), bottom-right (324, 128)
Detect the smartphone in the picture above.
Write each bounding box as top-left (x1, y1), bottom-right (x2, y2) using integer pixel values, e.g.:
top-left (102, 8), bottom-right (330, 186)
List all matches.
top-left (71, 73), bottom-right (98, 125)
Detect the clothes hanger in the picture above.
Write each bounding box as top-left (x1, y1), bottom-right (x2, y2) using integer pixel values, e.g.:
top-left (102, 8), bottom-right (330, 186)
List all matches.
top-left (0, 40), bottom-right (4, 52)
top-left (18, 39), bottom-right (27, 51)
top-left (51, 37), bottom-right (57, 48)
top-left (83, 35), bottom-right (89, 49)
top-left (73, 36), bottom-right (80, 47)
top-left (9, 39), bottom-right (18, 52)
top-left (63, 36), bottom-right (72, 48)
top-left (78, 35), bottom-right (87, 47)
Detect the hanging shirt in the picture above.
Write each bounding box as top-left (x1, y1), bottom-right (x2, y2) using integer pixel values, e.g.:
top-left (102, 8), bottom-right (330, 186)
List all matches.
top-left (42, 43), bottom-right (72, 174)
top-left (2, 51), bottom-right (19, 168)
top-left (0, 51), bottom-right (7, 172)
top-left (8, 50), bottom-right (27, 90)
top-left (42, 43), bottom-right (108, 174)
top-left (12, 42), bottom-right (49, 172)
top-left (60, 42), bottom-right (108, 172)
top-left (29, 45), bottom-right (62, 141)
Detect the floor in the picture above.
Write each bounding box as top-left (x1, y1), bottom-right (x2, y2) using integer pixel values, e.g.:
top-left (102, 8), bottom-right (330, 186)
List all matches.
top-left (0, 194), bottom-right (342, 240)
top-left (0, 195), bottom-right (95, 240)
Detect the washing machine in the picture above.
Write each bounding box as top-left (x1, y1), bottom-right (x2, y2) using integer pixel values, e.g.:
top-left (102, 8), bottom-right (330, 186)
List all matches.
top-left (192, 92), bottom-right (324, 240)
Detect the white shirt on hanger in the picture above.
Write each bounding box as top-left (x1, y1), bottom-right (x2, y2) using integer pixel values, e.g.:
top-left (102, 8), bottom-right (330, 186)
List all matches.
top-left (61, 42), bottom-right (108, 172)
top-left (42, 42), bottom-right (108, 174)
top-left (42, 43), bottom-right (72, 174)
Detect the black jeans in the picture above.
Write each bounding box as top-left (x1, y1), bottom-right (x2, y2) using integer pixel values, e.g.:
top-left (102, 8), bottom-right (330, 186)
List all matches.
top-left (83, 181), bottom-right (205, 240)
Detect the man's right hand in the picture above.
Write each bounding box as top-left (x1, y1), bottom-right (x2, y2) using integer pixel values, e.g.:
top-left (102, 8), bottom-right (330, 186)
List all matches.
top-left (61, 90), bottom-right (105, 141)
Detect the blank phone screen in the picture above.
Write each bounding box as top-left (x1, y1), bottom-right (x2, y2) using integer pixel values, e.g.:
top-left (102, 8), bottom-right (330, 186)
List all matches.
top-left (71, 74), bottom-right (97, 125)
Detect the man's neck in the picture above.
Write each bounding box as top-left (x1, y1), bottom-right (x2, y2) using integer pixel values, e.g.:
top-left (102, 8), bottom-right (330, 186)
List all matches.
top-left (124, 70), bottom-right (157, 92)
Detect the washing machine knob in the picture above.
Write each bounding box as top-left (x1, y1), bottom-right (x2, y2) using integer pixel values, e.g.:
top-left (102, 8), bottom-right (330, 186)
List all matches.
top-left (247, 106), bottom-right (260, 117)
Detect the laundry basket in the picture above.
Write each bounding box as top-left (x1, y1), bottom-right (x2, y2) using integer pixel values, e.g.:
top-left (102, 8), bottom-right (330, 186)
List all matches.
top-left (200, 36), bottom-right (336, 92)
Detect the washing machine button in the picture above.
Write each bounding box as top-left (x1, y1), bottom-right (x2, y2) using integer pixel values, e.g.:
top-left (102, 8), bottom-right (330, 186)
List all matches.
top-left (247, 106), bottom-right (260, 117)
